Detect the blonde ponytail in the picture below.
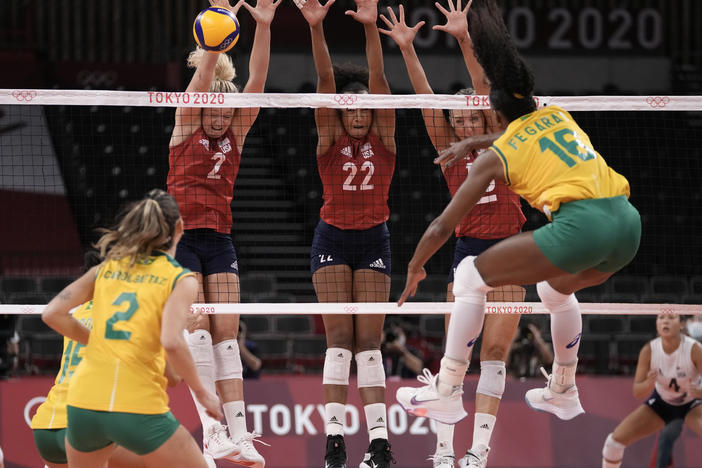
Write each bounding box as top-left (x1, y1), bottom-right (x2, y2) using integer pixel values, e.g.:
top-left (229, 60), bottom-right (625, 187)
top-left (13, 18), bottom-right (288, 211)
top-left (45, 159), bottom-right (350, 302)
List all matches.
top-left (95, 190), bottom-right (181, 267)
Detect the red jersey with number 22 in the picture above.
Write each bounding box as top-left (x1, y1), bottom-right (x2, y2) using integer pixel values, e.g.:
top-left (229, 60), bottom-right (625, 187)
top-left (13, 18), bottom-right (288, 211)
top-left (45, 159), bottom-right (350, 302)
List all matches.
top-left (318, 132), bottom-right (395, 230)
top-left (168, 127), bottom-right (240, 234)
top-left (443, 149), bottom-right (525, 238)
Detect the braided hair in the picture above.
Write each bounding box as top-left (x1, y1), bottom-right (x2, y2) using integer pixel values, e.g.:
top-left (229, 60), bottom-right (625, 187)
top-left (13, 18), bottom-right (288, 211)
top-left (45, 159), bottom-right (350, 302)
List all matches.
top-left (468, 0), bottom-right (536, 122)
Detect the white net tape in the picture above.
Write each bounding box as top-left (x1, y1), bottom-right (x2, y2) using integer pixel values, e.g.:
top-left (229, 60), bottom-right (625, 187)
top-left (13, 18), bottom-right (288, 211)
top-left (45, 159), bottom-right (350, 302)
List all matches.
top-left (1, 302), bottom-right (699, 316)
top-left (2, 89), bottom-right (700, 111)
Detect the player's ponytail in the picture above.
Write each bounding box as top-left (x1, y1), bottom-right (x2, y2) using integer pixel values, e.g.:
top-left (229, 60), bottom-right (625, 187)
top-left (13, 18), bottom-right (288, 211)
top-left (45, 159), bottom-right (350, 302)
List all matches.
top-left (95, 189), bottom-right (181, 267)
top-left (187, 47), bottom-right (239, 93)
top-left (468, 0), bottom-right (536, 122)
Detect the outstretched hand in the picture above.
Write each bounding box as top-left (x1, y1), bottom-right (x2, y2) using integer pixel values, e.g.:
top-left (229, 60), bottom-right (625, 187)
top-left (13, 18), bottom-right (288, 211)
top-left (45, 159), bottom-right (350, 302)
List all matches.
top-left (295, 0), bottom-right (335, 28)
top-left (435, 138), bottom-right (474, 167)
top-left (378, 5), bottom-right (425, 49)
top-left (397, 267), bottom-right (427, 307)
top-left (240, 0), bottom-right (281, 26)
top-left (345, 0), bottom-right (378, 25)
top-left (433, 0), bottom-right (472, 41)
top-left (210, 0), bottom-right (246, 18)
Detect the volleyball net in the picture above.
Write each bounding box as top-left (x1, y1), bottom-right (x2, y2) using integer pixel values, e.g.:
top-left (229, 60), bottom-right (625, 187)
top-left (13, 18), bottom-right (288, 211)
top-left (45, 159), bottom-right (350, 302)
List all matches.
top-left (0, 89), bottom-right (700, 316)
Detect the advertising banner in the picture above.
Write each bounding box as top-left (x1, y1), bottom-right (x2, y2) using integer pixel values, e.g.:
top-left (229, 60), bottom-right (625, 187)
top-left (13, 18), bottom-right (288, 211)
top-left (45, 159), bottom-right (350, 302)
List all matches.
top-left (1, 375), bottom-right (700, 467)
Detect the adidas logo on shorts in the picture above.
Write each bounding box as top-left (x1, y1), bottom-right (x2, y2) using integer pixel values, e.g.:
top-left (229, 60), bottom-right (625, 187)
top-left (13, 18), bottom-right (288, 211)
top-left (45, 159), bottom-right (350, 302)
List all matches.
top-left (369, 258), bottom-right (386, 269)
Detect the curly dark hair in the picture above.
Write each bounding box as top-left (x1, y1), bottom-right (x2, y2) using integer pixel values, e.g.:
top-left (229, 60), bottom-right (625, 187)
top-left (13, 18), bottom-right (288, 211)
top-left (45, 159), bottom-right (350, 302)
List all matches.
top-left (468, 0), bottom-right (536, 122)
top-left (333, 62), bottom-right (369, 94)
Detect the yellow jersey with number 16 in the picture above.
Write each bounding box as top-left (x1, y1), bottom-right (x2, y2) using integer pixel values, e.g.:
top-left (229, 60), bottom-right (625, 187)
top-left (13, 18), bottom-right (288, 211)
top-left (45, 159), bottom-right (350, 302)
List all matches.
top-left (31, 301), bottom-right (93, 429)
top-left (67, 252), bottom-right (193, 414)
top-left (491, 105), bottom-right (630, 219)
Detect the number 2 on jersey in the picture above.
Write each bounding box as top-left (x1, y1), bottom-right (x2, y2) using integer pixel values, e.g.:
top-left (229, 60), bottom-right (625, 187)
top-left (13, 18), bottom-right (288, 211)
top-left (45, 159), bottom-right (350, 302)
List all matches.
top-left (342, 161), bottom-right (374, 191)
top-left (105, 292), bottom-right (139, 340)
top-left (538, 128), bottom-right (596, 167)
top-left (207, 152), bottom-right (226, 179)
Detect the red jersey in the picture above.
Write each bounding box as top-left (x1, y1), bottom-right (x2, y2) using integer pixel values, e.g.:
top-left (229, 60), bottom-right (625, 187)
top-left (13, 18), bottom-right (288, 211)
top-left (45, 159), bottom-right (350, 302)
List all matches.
top-left (167, 128), bottom-right (241, 234)
top-left (318, 132), bottom-right (396, 230)
top-left (442, 149), bottom-right (525, 239)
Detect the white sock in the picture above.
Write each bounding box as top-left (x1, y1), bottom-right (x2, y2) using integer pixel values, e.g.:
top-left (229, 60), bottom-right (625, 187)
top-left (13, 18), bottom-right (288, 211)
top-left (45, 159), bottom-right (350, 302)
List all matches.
top-left (364, 403), bottom-right (388, 441)
top-left (325, 402), bottom-right (346, 436)
top-left (435, 422), bottom-right (454, 456)
top-left (223, 400), bottom-right (247, 440)
top-left (186, 330), bottom-right (221, 435)
top-left (471, 413), bottom-right (496, 450)
top-left (551, 360), bottom-right (578, 393)
top-left (602, 460), bottom-right (622, 468)
top-left (438, 356), bottom-right (469, 397)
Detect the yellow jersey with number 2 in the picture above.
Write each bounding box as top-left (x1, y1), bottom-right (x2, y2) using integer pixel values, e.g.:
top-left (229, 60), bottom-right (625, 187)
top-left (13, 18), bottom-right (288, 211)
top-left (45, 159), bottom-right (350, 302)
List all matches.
top-left (67, 252), bottom-right (193, 414)
top-left (31, 301), bottom-right (93, 429)
top-left (491, 105), bottom-right (630, 219)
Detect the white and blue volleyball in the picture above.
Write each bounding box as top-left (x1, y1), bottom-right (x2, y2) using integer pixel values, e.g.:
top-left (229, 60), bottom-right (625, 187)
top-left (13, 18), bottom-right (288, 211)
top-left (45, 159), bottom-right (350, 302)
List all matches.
top-left (193, 7), bottom-right (240, 52)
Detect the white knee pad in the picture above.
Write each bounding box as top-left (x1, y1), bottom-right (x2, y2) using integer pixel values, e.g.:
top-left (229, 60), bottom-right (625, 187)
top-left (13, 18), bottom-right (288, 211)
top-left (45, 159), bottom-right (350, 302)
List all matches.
top-left (453, 257), bottom-right (493, 303)
top-left (356, 350), bottom-right (386, 388)
top-left (537, 281), bottom-right (578, 313)
top-left (476, 360), bottom-right (506, 399)
top-left (602, 433), bottom-right (625, 463)
top-left (213, 339), bottom-right (243, 381)
top-left (186, 329), bottom-right (214, 365)
top-left (323, 347), bottom-right (352, 386)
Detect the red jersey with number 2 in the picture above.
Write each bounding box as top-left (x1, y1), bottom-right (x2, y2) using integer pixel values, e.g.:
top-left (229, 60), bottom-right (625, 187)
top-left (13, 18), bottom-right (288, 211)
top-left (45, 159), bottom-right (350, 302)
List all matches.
top-left (168, 127), bottom-right (240, 234)
top-left (443, 149), bottom-right (525, 238)
top-left (318, 132), bottom-right (396, 230)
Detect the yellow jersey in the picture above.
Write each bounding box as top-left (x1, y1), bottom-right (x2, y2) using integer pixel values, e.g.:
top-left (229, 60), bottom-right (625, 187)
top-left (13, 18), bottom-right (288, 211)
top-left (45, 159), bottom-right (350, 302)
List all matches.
top-left (31, 301), bottom-right (93, 429)
top-left (491, 105), bottom-right (630, 218)
top-left (67, 252), bottom-right (193, 414)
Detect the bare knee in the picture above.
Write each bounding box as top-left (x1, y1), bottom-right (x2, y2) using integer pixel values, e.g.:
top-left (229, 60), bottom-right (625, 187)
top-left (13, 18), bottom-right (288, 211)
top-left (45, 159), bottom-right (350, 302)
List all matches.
top-left (326, 329), bottom-right (354, 350)
top-left (354, 337), bottom-right (381, 352)
top-left (480, 344), bottom-right (510, 362)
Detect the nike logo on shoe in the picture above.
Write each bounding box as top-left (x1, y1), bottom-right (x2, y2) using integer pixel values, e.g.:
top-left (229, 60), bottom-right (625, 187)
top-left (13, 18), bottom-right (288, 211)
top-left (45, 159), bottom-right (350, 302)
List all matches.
top-left (410, 395), bottom-right (439, 405)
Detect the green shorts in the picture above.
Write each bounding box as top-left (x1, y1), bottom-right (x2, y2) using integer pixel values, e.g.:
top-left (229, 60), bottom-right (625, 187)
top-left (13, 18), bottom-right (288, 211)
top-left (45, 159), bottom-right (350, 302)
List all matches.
top-left (33, 428), bottom-right (67, 464)
top-left (66, 406), bottom-right (180, 455)
top-left (533, 196), bottom-right (641, 274)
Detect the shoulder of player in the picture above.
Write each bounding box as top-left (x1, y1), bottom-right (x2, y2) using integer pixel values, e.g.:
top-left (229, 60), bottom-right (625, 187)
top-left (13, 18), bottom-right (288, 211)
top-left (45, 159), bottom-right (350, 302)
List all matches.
top-left (690, 338), bottom-right (702, 361)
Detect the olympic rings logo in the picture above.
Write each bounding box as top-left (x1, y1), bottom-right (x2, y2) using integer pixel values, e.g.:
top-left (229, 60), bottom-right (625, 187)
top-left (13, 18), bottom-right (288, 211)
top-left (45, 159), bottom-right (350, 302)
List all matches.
top-left (12, 90), bottom-right (37, 102)
top-left (660, 306), bottom-right (675, 315)
top-left (646, 96), bottom-right (670, 108)
top-left (344, 305), bottom-right (358, 314)
top-left (334, 94), bottom-right (358, 106)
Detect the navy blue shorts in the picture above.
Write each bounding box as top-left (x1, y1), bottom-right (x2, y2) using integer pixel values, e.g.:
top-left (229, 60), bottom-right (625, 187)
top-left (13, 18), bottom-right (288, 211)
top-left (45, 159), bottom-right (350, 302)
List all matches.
top-left (645, 389), bottom-right (702, 424)
top-left (310, 220), bottom-right (391, 276)
top-left (176, 229), bottom-right (239, 276)
top-left (448, 236), bottom-right (506, 284)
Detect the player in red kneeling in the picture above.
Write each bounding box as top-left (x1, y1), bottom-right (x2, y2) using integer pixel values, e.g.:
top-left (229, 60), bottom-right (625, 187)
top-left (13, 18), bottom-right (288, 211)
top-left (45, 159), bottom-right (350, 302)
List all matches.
top-left (296, 0), bottom-right (396, 467)
top-left (168, 0), bottom-right (280, 466)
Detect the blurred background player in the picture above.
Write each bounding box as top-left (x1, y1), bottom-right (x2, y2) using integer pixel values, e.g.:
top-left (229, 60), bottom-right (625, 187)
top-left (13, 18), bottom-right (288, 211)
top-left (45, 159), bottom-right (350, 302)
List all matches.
top-left (168, 0), bottom-right (279, 465)
top-left (396, 0), bottom-right (640, 443)
top-left (380, 1), bottom-right (525, 466)
top-left (31, 250), bottom-right (178, 468)
top-left (296, 0), bottom-right (396, 466)
top-left (41, 189), bottom-right (221, 468)
top-left (601, 313), bottom-right (702, 468)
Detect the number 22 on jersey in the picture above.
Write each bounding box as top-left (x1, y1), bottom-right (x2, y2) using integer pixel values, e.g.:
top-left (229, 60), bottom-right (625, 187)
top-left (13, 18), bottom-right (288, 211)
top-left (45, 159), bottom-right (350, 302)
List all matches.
top-left (342, 160), bottom-right (374, 191)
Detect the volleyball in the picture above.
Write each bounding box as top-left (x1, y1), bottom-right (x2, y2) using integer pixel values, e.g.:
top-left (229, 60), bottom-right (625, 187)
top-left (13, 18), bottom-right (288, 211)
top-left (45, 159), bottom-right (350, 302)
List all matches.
top-left (193, 7), bottom-right (240, 53)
